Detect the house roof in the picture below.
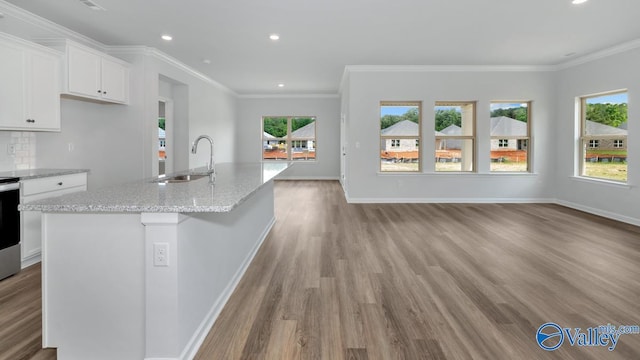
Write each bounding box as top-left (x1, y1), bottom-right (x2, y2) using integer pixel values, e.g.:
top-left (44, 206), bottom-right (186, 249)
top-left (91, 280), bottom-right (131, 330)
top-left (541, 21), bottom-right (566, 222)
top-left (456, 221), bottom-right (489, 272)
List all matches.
top-left (291, 122), bottom-right (316, 138)
top-left (440, 124), bottom-right (462, 135)
top-left (381, 120), bottom-right (419, 136)
top-left (490, 116), bottom-right (527, 137)
top-left (263, 131), bottom-right (276, 139)
top-left (618, 122), bottom-right (628, 130)
top-left (586, 120), bottom-right (628, 136)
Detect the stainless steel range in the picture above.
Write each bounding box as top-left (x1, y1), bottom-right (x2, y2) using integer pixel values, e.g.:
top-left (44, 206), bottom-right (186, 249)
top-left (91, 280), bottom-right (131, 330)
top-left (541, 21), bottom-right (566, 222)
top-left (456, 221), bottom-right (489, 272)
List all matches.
top-left (0, 177), bottom-right (20, 280)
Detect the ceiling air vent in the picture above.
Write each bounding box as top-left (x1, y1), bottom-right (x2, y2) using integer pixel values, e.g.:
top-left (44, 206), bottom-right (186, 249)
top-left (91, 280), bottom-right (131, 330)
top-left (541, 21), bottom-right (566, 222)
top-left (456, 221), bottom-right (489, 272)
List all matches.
top-left (79, 0), bottom-right (106, 11)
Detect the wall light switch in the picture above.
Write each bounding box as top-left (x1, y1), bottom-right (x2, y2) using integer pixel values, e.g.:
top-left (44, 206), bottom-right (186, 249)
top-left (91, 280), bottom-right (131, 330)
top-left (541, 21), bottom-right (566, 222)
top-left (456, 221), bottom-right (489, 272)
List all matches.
top-left (6, 144), bottom-right (15, 155)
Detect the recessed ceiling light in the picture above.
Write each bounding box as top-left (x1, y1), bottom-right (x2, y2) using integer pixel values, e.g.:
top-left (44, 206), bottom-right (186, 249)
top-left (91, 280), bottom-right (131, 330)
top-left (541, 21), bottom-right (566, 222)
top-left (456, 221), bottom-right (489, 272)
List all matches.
top-left (202, 59), bottom-right (211, 64)
top-left (277, 83), bottom-right (285, 88)
top-left (572, 0), bottom-right (588, 4)
top-left (161, 34), bottom-right (173, 41)
top-left (269, 34), bottom-right (280, 41)
top-left (79, 0), bottom-right (106, 11)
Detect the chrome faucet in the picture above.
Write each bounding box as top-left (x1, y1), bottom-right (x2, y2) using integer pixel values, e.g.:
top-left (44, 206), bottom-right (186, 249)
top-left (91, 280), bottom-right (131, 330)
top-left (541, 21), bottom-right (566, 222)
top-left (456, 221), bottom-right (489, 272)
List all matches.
top-left (191, 135), bottom-right (215, 173)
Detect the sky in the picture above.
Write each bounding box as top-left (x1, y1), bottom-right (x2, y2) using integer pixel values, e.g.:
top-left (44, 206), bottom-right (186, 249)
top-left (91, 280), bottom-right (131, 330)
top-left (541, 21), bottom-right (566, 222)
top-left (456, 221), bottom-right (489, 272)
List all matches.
top-left (585, 92), bottom-right (627, 104)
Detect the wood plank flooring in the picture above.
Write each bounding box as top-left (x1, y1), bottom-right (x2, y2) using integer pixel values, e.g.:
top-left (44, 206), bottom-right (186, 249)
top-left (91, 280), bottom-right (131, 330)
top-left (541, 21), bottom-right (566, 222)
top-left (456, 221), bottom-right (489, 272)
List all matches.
top-left (196, 180), bottom-right (640, 360)
top-left (2, 180), bottom-right (640, 359)
top-left (0, 263), bottom-right (55, 360)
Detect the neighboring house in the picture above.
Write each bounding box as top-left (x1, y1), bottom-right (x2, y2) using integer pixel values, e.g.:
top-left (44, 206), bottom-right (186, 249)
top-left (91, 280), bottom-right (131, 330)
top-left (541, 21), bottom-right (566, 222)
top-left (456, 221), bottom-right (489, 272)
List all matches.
top-left (380, 120), bottom-right (419, 151)
top-left (585, 120), bottom-right (628, 150)
top-left (438, 124), bottom-right (462, 150)
top-left (490, 116), bottom-right (528, 150)
top-left (263, 131), bottom-right (279, 149)
top-left (158, 127), bottom-right (166, 159)
top-left (290, 122), bottom-right (316, 151)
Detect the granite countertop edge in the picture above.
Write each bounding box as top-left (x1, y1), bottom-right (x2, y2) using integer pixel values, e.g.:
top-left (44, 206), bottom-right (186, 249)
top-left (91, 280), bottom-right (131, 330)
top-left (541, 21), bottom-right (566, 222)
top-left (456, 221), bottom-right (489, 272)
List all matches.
top-left (18, 163), bottom-right (290, 214)
top-left (0, 168), bottom-right (90, 180)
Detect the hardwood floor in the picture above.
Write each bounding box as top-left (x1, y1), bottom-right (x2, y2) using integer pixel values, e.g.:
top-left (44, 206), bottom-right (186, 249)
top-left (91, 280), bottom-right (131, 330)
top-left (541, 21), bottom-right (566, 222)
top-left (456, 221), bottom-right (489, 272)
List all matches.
top-left (196, 180), bottom-right (640, 360)
top-left (0, 263), bottom-right (55, 360)
top-left (3, 180), bottom-right (640, 359)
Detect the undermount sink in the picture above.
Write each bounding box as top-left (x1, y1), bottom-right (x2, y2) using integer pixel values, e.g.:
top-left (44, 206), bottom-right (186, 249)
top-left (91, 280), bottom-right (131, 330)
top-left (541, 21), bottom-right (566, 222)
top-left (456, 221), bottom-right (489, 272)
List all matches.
top-left (155, 174), bottom-right (209, 183)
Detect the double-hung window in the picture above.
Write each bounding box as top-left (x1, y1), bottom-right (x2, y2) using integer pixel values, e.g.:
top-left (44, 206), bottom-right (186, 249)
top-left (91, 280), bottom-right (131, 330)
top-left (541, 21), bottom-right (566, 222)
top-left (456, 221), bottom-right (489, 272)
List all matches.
top-left (579, 91), bottom-right (628, 182)
top-left (262, 116), bottom-right (316, 161)
top-left (380, 102), bottom-right (421, 172)
top-left (490, 102), bottom-right (531, 172)
top-left (435, 101), bottom-right (475, 172)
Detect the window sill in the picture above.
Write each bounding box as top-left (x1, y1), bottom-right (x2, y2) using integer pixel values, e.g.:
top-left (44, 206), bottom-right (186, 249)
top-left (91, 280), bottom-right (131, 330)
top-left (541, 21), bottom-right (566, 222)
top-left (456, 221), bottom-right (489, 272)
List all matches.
top-left (569, 176), bottom-right (632, 189)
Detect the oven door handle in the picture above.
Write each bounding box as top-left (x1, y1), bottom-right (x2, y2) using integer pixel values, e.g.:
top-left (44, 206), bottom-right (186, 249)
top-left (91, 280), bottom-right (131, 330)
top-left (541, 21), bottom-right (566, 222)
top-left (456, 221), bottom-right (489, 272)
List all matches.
top-left (0, 183), bottom-right (19, 192)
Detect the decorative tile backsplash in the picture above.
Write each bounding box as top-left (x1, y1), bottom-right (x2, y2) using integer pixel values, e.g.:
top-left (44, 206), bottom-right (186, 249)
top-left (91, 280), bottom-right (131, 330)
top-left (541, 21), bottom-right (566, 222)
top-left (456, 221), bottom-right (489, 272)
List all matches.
top-left (0, 132), bottom-right (36, 171)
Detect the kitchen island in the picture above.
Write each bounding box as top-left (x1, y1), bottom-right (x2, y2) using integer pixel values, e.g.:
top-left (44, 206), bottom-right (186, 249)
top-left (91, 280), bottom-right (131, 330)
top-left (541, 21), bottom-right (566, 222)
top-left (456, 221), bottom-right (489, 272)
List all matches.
top-left (19, 162), bottom-right (291, 360)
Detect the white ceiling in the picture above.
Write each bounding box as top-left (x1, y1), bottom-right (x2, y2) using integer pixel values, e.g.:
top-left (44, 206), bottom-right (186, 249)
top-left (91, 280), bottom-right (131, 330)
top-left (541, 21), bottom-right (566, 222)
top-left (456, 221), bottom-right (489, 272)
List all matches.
top-left (3, 0), bottom-right (640, 95)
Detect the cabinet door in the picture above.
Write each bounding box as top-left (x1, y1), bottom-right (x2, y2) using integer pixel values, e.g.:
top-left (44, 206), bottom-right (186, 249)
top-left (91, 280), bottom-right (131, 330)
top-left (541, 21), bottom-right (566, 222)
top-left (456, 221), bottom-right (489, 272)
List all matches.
top-left (67, 45), bottom-right (101, 98)
top-left (26, 52), bottom-right (60, 130)
top-left (0, 43), bottom-right (27, 128)
top-left (100, 57), bottom-right (128, 103)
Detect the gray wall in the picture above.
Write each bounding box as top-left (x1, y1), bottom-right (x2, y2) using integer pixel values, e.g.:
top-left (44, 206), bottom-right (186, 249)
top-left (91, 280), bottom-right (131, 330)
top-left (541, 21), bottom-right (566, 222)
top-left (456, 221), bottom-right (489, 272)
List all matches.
top-left (554, 49), bottom-right (640, 224)
top-left (342, 69), bottom-right (556, 202)
top-left (237, 96), bottom-right (341, 179)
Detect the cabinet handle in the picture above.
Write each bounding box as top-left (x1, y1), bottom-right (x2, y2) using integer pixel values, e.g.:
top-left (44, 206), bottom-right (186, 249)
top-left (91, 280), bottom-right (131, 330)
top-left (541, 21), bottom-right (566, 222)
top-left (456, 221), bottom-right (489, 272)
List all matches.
top-left (97, 90), bottom-right (102, 94)
top-left (57, 182), bottom-right (63, 186)
top-left (103, 91), bottom-right (107, 95)
top-left (26, 119), bottom-right (36, 123)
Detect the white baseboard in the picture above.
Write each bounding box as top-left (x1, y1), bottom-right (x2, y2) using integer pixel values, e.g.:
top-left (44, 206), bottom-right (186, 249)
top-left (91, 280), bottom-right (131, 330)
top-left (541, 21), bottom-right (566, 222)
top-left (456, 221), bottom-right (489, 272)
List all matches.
top-left (275, 176), bottom-right (340, 181)
top-left (21, 253), bottom-right (41, 269)
top-left (555, 199), bottom-right (640, 227)
top-left (179, 216), bottom-right (276, 360)
top-left (345, 196), bottom-right (556, 204)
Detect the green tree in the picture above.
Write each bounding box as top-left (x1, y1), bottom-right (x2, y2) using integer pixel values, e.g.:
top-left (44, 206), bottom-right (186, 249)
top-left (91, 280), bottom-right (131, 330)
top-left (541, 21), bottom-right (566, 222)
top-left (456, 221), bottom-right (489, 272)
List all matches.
top-left (263, 117), bottom-right (287, 137)
top-left (158, 117), bottom-right (165, 130)
top-left (586, 103), bottom-right (627, 128)
top-left (380, 107), bottom-right (419, 129)
top-left (292, 118), bottom-right (314, 132)
top-left (490, 107), bottom-right (528, 122)
top-left (435, 109), bottom-right (461, 131)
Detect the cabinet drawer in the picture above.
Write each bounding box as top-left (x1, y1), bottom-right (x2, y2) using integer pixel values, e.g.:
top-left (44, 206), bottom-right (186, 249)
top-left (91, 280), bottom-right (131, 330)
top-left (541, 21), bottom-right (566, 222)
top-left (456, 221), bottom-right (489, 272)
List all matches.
top-left (22, 173), bottom-right (87, 197)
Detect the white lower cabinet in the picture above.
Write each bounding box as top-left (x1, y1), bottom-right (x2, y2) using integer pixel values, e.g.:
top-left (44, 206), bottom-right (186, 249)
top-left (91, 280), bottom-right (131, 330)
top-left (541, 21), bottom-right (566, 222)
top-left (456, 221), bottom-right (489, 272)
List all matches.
top-left (20, 173), bottom-right (87, 265)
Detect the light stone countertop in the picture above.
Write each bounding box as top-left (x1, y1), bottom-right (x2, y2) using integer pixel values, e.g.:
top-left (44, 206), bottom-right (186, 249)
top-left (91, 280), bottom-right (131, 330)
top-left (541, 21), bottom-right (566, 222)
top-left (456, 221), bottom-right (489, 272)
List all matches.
top-left (18, 162), bottom-right (291, 213)
top-left (0, 168), bottom-right (89, 180)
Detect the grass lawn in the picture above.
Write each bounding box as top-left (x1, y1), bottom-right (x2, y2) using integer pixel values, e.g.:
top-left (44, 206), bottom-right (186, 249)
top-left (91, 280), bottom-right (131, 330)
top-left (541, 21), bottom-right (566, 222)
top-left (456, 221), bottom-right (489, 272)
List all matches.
top-left (583, 162), bottom-right (627, 182)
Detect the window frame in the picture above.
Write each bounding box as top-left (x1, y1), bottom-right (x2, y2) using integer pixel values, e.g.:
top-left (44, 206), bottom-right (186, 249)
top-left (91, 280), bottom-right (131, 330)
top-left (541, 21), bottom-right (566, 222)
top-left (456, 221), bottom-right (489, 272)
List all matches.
top-left (579, 90), bottom-right (628, 183)
top-left (262, 116), bottom-right (317, 162)
top-left (435, 101), bottom-right (476, 172)
top-left (380, 101), bottom-right (422, 173)
top-left (490, 101), bottom-right (532, 173)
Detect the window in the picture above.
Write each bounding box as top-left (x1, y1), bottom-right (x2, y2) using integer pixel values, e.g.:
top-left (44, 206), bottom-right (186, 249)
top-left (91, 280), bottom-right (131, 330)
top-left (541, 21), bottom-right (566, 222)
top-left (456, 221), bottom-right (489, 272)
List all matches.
top-left (262, 116), bottom-right (316, 161)
top-left (380, 102), bottom-right (421, 172)
top-left (579, 91), bottom-right (628, 182)
top-left (490, 102), bottom-right (531, 172)
top-left (435, 101), bottom-right (475, 172)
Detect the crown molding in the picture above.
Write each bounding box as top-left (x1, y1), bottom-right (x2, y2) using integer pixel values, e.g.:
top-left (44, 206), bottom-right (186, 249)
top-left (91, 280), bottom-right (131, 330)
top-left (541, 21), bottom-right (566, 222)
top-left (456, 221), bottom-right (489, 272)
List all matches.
top-left (554, 38), bottom-right (640, 71)
top-left (344, 64), bottom-right (555, 73)
top-left (0, 0), bottom-right (105, 50)
top-left (106, 45), bottom-right (237, 96)
top-left (238, 93), bottom-right (339, 99)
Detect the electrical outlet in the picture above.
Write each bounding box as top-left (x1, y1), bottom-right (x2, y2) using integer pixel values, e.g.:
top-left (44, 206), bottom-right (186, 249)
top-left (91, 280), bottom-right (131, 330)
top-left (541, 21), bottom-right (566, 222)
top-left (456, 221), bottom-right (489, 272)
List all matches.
top-left (7, 144), bottom-right (15, 155)
top-left (153, 243), bottom-right (169, 267)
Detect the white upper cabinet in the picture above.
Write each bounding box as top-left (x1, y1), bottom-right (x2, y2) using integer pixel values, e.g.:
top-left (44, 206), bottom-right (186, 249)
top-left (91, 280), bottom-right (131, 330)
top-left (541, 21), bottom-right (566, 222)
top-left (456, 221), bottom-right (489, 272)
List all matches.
top-left (0, 33), bottom-right (61, 131)
top-left (53, 40), bottom-right (130, 104)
